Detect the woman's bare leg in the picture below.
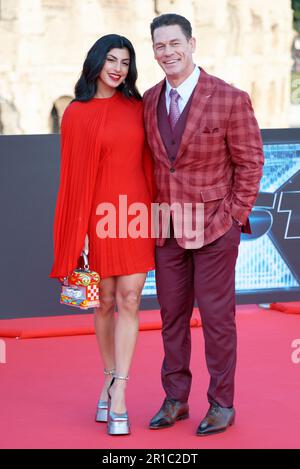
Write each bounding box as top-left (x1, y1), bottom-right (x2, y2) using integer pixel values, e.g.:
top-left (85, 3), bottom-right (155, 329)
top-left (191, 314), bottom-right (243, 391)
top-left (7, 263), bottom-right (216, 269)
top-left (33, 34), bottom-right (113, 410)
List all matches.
top-left (109, 272), bottom-right (147, 413)
top-left (94, 276), bottom-right (116, 401)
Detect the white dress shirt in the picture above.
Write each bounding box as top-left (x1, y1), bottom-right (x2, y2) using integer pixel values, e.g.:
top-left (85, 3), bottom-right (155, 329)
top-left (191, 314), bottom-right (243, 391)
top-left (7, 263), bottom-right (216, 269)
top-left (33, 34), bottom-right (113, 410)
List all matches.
top-left (165, 65), bottom-right (200, 114)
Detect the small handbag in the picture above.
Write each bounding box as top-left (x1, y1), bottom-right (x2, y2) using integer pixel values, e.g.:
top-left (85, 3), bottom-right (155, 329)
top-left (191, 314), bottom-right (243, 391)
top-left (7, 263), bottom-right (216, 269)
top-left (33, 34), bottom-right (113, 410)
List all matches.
top-left (59, 252), bottom-right (100, 310)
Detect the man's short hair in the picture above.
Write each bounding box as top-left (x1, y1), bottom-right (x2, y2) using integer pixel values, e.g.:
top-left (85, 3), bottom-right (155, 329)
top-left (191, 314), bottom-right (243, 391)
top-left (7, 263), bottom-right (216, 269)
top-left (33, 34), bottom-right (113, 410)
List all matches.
top-left (150, 13), bottom-right (192, 41)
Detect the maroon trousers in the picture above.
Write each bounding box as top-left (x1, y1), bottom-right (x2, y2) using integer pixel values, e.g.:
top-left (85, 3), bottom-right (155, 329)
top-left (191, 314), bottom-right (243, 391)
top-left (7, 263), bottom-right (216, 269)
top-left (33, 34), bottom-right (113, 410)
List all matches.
top-left (155, 219), bottom-right (241, 408)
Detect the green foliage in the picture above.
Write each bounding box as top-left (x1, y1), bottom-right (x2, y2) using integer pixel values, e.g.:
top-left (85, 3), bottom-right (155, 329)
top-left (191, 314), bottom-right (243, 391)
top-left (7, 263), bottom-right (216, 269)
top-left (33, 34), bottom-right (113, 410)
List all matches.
top-left (292, 0), bottom-right (300, 32)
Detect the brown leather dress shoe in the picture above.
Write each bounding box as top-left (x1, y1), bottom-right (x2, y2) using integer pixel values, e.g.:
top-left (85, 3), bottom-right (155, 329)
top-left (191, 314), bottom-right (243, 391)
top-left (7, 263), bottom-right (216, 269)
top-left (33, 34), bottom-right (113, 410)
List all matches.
top-left (149, 398), bottom-right (189, 429)
top-left (196, 402), bottom-right (235, 436)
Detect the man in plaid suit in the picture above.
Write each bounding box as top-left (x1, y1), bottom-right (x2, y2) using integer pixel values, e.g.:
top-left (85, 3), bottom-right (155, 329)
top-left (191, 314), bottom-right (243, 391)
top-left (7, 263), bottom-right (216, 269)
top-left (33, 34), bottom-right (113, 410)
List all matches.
top-left (143, 13), bottom-right (264, 436)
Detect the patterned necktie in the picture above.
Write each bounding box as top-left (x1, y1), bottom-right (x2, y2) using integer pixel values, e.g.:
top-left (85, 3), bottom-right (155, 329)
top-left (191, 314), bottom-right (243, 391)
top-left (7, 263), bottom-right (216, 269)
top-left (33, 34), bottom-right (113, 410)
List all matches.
top-left (169, 89), bottom-right (181, 131)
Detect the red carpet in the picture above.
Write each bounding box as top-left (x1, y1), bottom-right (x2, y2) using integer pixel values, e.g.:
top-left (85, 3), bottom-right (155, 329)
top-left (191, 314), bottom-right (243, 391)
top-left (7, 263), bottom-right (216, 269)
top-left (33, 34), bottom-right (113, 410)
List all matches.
top-left (0, 305), bottom-right (299, 449)
top-left (270, 301), bottom-right (300, 314)
top-left (0, 310), bottom-right (201, 339)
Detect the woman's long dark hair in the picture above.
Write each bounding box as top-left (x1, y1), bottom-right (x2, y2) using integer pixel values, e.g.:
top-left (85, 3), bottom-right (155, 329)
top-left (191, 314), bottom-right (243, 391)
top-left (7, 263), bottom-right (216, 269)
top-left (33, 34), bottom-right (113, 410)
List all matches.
top-left (73, 34), bottom-right (141, 102)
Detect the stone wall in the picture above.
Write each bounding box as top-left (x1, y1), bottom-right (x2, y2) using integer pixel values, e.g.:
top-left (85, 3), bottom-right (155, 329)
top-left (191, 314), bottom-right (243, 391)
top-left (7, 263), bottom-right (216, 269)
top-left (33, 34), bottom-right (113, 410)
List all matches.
top-left (0, 0), bottom-right (294, 133)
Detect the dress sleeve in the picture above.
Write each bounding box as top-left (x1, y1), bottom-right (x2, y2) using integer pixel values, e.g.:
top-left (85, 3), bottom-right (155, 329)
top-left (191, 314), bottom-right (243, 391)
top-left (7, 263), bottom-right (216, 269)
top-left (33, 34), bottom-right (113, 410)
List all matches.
top-left (49, 101), bottom-right (108, 279)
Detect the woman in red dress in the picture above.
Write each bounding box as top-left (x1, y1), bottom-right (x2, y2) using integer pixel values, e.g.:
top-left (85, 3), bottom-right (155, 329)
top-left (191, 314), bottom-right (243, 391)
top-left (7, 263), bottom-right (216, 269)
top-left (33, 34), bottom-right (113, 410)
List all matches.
top-left (50, 35), bottom-right (155, 435)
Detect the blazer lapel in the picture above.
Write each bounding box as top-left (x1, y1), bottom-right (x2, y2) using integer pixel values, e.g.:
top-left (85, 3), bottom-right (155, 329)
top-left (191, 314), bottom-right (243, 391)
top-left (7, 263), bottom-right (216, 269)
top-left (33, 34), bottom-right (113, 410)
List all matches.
top-left (147, 79), bottom-right (169, 163)
top-left (175, 69), bottom-right (216, 163)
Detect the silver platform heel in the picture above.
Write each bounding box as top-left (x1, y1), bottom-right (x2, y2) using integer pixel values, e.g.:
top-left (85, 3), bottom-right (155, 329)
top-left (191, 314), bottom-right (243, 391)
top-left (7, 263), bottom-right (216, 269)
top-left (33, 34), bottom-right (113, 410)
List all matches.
top-left (95, 368), bottom-right (115, 423)
top-left (107, 375), bottom-right (130, 435)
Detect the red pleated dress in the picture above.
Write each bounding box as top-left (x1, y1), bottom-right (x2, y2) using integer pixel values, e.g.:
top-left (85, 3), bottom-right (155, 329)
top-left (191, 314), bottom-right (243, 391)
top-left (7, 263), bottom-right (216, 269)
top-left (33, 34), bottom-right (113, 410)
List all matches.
top-left (50, 92), bottom-right (155, 280)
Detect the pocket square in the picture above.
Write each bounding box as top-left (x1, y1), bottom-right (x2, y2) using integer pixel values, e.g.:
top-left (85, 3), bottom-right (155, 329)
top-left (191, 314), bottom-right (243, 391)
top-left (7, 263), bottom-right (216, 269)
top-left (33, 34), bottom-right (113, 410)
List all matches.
top-left (202, 126), bottom-right (212, 134)
top-left (202, 126), bottom-right (220, 134)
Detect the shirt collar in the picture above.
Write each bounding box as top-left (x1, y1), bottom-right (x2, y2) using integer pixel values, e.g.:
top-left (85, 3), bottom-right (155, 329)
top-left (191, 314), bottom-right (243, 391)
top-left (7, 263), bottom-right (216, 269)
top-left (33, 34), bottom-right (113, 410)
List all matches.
top-left (165, 65), bottom-right (200, 101)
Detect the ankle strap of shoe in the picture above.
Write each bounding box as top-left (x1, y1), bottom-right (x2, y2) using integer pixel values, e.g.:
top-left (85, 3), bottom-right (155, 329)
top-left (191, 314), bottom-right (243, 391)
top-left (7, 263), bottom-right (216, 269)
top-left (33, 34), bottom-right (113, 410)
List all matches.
top-left (104, 368), bottom-right (115, 376)
top-left (113, 374), bottom-right (129, 381)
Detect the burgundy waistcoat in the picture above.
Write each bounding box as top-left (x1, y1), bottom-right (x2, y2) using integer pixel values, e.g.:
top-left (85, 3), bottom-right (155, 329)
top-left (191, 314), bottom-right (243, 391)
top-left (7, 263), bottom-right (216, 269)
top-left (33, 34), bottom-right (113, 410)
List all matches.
top-left (157, 86), bottom-right (194, 162)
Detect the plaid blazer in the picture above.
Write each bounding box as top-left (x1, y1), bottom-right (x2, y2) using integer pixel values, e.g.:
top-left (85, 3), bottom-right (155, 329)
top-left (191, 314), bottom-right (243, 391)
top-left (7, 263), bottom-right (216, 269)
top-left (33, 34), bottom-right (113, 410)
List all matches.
top-left (143, 68), bottom-right (264, 248)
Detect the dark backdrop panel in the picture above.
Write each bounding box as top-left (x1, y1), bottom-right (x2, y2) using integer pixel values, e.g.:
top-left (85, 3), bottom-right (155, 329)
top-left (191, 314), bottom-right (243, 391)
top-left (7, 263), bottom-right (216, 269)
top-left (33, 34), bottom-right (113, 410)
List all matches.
top-left (1, 131), bottom-right (300, 319)
top-left (0, 135), bottom-right (75, 318)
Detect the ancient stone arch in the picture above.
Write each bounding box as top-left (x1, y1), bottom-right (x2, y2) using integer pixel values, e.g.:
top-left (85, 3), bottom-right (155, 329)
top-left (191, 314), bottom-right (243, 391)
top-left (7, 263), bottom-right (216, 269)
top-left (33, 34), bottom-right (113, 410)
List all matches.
top-left (0, 98), bottom-right (21, 135)
top-left (49, 95), bottom-right (73, 133)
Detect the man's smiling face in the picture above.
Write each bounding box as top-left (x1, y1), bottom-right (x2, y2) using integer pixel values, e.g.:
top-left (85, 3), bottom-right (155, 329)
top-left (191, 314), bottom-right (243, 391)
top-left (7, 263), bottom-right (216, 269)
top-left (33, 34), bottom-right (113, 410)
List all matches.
top-left (152, 24), bottom-right (195, 85)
